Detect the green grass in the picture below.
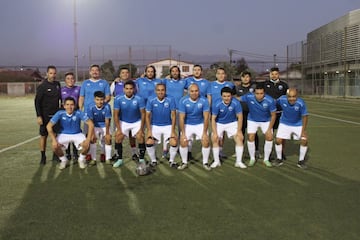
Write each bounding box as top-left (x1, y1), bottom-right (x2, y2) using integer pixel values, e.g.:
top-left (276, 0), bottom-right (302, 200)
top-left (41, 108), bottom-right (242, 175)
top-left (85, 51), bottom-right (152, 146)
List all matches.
top-left (0, 95), bottom-right (359, 240)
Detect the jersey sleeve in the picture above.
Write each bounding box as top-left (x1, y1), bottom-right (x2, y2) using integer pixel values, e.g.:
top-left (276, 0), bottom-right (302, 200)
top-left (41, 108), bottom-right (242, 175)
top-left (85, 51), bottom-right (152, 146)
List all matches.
top-left (235, 100), bottom-right (242, 114)
top-left (169, 97), bottom-right (176, 111)
top-left (79, 81), bottom-right (86, 97)
top-left (104, 81), bottom-right (111, 96)
top-left (202, 98), bottom-right (210, 112)
top-left (211, 102), bottom-right (220, 116)
top-left (34, 83), bottom-right (44, 116)
top-left (138, 96), bottom-right (146, 109)
top-left (49, 111), bottom-right (61, 124)
top-left (145, 98), bottom-right (152, 112)
top-left (113, 96), bottom-right (120, 110)
top-left (105, 104), bottom-right (112, 119)
top-left (269, 99), bottom-right (277, 113)
top-left (178, 97), bottom-right (186, 113)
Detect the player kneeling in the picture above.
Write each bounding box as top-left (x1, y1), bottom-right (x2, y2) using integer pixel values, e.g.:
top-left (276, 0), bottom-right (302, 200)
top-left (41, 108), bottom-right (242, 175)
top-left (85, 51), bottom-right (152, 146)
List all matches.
top-left (211, 87), bottom-right (246, 168)
top-left (47, 97), bottom-right (94, 170)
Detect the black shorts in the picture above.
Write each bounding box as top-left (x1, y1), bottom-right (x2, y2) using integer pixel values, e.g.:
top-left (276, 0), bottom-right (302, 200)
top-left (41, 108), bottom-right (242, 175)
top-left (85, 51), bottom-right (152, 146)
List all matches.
top-left (39, 116), bottom-right (59, 136)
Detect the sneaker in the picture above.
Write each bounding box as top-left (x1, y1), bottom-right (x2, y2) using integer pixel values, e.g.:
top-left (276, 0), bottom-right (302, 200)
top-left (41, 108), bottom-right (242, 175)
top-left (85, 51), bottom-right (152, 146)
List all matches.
top-left (248, 159), bottom-right (256, 167)
top-left (203, 163), bottom-right (212, 171)
top-left (113, 159), bottom-right (123, 168)
top-left (234, 161), bottom-right (247, 169)
top-left (132, 154), bottom-right (139, 161)
top-left (177, 163), bottom-right (188, 170)
top-left (138, 159), bottom-right (145, 163)
top-left (66, 154), bottom-right (72, 160)
top-left (78, 160), bottom-right (86, 169)
top-left (219, 152), bottom-right (228, 160)
top-left (273, 159), bottom-right (284, 167)
top-left (297, 161), bottom-right (307, 169)
top-left (52, 153), bottom-right (60, 162)
top-left (100, 154), bottom-right (105, 162)
top-left (210, 161), bottom-right (221, 168)
top-left (263, 160), bottom-right (272, 168)
top-left (150, 161), bottom-right (158, 167)
top-left (105, 159), bottom-right (112, 165)
top-left (169, 162), bottom-right (178, 169)
top-left (59, 160), bottom-right (69, 170)
top-left (88, 160), bottom-right (96, 166)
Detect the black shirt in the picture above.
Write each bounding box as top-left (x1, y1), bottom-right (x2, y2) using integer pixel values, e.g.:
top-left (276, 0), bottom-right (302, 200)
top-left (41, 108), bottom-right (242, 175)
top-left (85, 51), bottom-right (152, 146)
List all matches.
top-left (34, 79), bottom-right (61, 117)
top-left (264, 79), bottom-right (288, 111)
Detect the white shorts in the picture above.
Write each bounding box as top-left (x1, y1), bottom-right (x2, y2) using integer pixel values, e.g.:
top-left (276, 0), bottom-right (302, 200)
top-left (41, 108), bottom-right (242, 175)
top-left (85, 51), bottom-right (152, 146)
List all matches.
top-left (120, 120), bottom-right (141, 138)
top-left (247, 120), bottom-right (272, 135)
top-left (276, 123), bottom-right (303, 140)
top-left (184, 123), bottom-right (206, 141)
top-left (57, 133), bottom-right (86, 150)
top-left (151, 125), bottom-right (171, 144)
top-left (94, 127), bottom-right (112, 140)
top-left (214, 121), bottom-right (238, 138)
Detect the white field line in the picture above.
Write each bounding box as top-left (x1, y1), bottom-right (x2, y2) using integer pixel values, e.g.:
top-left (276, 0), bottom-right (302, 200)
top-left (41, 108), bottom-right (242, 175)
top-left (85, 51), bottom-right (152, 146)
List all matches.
top-left (0, 136), bottom-right (39, 153)
top-left (309, 113), bottom-right (360, 125)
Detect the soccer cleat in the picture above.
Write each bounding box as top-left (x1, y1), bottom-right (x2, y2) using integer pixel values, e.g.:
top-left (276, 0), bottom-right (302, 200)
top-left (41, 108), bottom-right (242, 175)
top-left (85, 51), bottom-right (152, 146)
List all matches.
top-left (52, 153), bottom-right (60, 162)
top-left (169, 162), bottom-right (178, 169)
top-left (210, 161), bottom-right (221, 168)
top-left (273, 159), bottom-right (284, 167)
top-left (297, 161), bottom-right (307, 169)
top-left (40, 156), bottom-right (46, 165)
top-left (138, 159), bottom-right (145, 163)
top-left (248, 159), bottom-right (256, 167)
top-left (78, 160), bottom-right (86, 169)
top-left (219, 151), bottom-right (228, 160)
top-left (150, 161), bottom-right (158, 167)
top-left (177, 163), bottom-right (188, 170)
top-left (234, 161), bottom-right (247, 169)
top-left (66, 154), bottom-right (72, 161)
top-left (100, 154), bottom-right (106, 162)
top-left (88, 160), bottom-right (96, 166)
top-left (132, 154), bottom-right (139, 161)
top-left (113, 159), bottom-right (123, 168)
top-left (59, 160), bottom-right (69, 170)
top-left (203, 163), bottom-right (212, 171)
top-left (255, 150), bottom-right (262, 160)
top-left (263, 160), bottom-right (272, 168)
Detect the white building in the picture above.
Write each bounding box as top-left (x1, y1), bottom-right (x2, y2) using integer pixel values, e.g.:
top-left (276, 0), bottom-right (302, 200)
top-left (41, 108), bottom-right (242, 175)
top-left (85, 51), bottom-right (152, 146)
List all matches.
top-left (147, 59), bottom-right (194, 78)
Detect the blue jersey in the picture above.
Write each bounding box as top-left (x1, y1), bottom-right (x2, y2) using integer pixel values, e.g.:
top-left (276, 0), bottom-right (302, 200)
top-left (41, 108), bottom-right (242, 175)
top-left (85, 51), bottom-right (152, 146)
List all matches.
top-left (209, 81), bottom-right (234, 105)
top-left (113, 95), bottom-right (145, 123)
top-left (86, 103), bottom-right (112, 128)
top-left (212, 98), bottom-right (242, 124)
top-left (164, 78), bottom-right (186, 108)
top-left (61, 86), bottom-right (81, 107)
top-left (136, 77), bottom-right (163, 103)
top-left (146, 96), bottom-right (176, 126)
top-left (80, 79), bottom-right (110, 111)
top-left (50, 110), bottom-right (89, 134)
top-left (277, 95), bottom-right (308, 126)
top-left (240, 93), bottom-right (276, 122)
top-left (178, 95), bottom-right (210, 125)
top-left (185, 77), bottom-right (210, 97)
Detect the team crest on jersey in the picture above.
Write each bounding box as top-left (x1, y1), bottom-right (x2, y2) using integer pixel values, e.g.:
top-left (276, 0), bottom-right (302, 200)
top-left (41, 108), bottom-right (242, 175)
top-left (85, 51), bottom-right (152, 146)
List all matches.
top-left (72, 116), bottom-right (77, 121)
top-left (201, 82), bottom-right (205, 86)
top-left (294, 106), bottom-right (300, 111)
top-left (228, 106), bottom-right (234, 111)
top-left (266, 84), bottom-right (270, 88)
top-left (99, 83), bottom-right (103, 87)
top-left (164, 102), bottom-right (169, 108)
top-left (249, 88), bottom-right (254, 93)
top-left (262, 103), bottom-right (268, 108)
top-left (278, 85), bottom-right (283, 90)
top-left (132, 101), bottom-right (138, 106)
top-left (197, 103), bottom-right (203, 108)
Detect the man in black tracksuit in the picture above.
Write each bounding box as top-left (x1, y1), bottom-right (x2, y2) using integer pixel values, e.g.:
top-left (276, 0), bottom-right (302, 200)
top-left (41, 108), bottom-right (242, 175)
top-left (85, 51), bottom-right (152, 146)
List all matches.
top-left (264, 67), bottom-right (289, 159)
top-left (34, 65), bottom-right (61, 164)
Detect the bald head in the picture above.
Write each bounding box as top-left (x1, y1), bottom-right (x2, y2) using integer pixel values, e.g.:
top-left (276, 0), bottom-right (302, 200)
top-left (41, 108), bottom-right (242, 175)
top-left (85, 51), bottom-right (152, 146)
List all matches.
top-left (287, 88), bottom-right (298, 104)
top-left (189, 83), bottom-right (200, 101)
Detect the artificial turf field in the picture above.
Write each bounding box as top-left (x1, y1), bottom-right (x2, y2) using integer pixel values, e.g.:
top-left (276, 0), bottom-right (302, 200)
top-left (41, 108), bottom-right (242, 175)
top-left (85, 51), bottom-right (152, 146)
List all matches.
top-left (0, 96), bottom-right (359, 240)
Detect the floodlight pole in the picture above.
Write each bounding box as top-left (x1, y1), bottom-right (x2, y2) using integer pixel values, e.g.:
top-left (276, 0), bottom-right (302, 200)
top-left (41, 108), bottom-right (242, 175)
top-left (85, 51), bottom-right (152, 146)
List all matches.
top-left (74, 0), bottom-right (79, 82)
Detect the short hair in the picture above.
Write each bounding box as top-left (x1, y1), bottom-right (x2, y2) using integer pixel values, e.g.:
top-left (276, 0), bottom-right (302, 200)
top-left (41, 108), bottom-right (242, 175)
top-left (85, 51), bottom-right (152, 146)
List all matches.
top-left (216, 67), bottom-right (226, 73)
top-left (124, 80), bottom-right (135, 88)
top-left (94, 91), bottom-right (105, 98)
top-left (64, 72), bottom-right (74, 78)
top-left (270, 67), bottom-right (279, 72)
top-left (156, 82), bottom-right (166, 90)
top-left (221, 87), bottom-right (233, 95)
top-left (255, 83), bottom-right (265, 90)
top-left (47, 65), bottom-right (56, 72)
top-left (193, 64), bottom-right (203, 70)
top-left (64, 97), bottom-right (75, 104)
top-left (90, 64), bottom-right (100, 70)
top-left (241, 71), bottom-right (251, 77)
top-left (119, 67), bottom-right (129, 72)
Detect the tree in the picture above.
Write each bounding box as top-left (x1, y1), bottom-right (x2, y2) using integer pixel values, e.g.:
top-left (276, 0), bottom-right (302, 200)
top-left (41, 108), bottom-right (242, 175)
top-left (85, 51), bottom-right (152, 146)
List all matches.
top-left (204, 61), bottom-right (237, 81)
top-left (234, 57), bottom-right (249, 75)
top-left (117, 63), bottom-right (138, 78)
top-left (101, 60), bottom-right (115, 81)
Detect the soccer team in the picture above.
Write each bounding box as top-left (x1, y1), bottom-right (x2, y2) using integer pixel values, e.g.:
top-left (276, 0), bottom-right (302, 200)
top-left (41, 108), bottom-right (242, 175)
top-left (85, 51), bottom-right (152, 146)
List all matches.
top-left (35, 64), bottom-right (309, 171)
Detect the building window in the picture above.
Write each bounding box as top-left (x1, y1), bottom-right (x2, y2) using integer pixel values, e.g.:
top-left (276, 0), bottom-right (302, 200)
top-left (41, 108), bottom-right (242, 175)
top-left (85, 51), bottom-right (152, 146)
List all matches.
top-left (182, 66), bottom-right (189, 72)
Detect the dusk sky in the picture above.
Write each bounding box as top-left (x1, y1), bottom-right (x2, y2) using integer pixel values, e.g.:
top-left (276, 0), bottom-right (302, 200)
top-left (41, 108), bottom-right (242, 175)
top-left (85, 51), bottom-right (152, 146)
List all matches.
top-left (1, 0), bottom-right (359, 67)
